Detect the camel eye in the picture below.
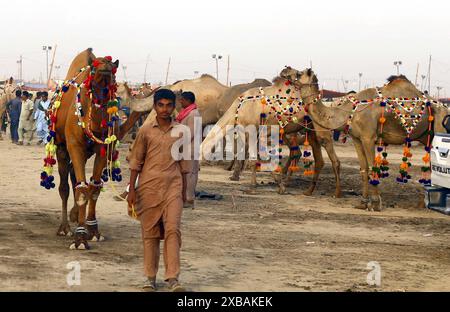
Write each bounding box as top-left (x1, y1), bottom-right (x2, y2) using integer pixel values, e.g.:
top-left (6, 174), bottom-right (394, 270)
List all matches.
top-left (296, 73), bottom-right (301, 80)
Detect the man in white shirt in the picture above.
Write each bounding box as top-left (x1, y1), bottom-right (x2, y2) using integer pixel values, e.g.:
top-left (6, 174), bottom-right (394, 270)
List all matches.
top-left (35, 91), bottom-right (50, 145)
top-left (18, 91), bottom-right (35, 145)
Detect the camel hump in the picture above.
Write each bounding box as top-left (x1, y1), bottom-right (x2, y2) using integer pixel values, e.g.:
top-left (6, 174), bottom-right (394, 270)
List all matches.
top-left (200, 74), bottom-right (216, 80)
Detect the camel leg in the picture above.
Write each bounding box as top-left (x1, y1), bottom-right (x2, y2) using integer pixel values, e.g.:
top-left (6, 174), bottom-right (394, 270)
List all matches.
top-left (56, 146), bottom-right (72, 237)
top-left (229, 158), bottom-right (242, 181)
top-left (321, 134), bottom-right (342, 198)
top-left (67, 144), bottom-right (89, 250)
top-left (304, 133), bottom-right (325, 196)
top-left (225, 159), bottom-right (235, 171)
top-left (361, 138), bottom-right (382, 211)
top-left (86, 153), bottom-right (107, 242)
top-left (353, 138), bottom-right (370, 210)
top-left (69, 163), bottom-right (78, 223)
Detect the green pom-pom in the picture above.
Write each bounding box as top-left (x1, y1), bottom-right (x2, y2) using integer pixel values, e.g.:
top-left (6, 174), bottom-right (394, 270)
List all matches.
top-left (408, 162), bottom-right (412, 167)
top-left (382, 152), bottom-right (388, 158)
top-left (402, 157), bottom-right (408, 162)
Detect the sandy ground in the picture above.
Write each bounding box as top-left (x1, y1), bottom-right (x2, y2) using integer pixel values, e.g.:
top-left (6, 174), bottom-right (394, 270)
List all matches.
top-left (1, 135), bottom-right (450, 292)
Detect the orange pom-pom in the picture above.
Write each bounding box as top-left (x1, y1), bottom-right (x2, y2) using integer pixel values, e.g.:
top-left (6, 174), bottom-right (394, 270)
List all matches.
top-left (279, 129), bottom-right (285, 135)
top-left (422, 154), bottom-right (430, 163)
top-left (400, 162), bottom-right (409, 170)
top-left (428, 116), bottom-right (434, 122)
top-left (379, 117), bottom-right (386, 124)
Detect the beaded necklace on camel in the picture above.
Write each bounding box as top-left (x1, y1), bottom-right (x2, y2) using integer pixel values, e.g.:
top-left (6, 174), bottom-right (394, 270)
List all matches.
top-left (233, 81), bottom-right (314, 176)
top-left (40, 57), bottom-right (123, 190)
top-left (332, 87), bottom-right (439, 186)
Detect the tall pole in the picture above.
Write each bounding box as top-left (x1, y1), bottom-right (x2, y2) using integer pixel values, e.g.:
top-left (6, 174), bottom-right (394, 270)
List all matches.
top-left (427, 55), bottom-right (432, 92)
top-left (415, 63), bottom-right (420, 88)
top-left (216, 58), bottom-right (219, 81)
top-left (122, 66), bottom-right (128, 82)
top-left (226, 55), bottom-right (230, 87)
top-left (144, 54), bottom-right (150, 83)
top-left (358, 73), bottom-right (363, 92)
top-left (47, 44), bottom-right (57, 87)
top-left (165, 57), bottom-right (171, 85)
top-left (437, 87), bottom-right (443, 99)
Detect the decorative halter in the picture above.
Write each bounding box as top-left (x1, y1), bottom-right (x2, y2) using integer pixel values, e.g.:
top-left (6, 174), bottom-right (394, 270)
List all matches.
top-left (233, 80), bottom-right (315, 176)
top-left (40, 57), bottom-right (123, 190)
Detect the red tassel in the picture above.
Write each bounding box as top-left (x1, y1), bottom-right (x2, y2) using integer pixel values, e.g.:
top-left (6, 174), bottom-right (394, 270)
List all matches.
top-left (93, 60), bottom-right (100, 68)
top-left (112, 67), bottom-right (117, 74)
top-left (105, 56), bottom-right (112, 61)
top-left (50, 115), bottom-right (57, 123)
top-left (285, 81), bottom-right (291, 86)
top-left (112, 150), bottom-right (119, 161)
top-left (101, 119), bottom-right (107, 128)
top-left (100, 147), bottom-right (107, 158)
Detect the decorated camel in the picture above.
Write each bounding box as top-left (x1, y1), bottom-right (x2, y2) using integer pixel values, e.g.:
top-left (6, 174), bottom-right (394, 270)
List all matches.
top-left (42, 48), bottom-right (145, 250)
top-left (201, 73), bottom-right (342, 198)
top-left (279, 67), bottom-right (449, 211)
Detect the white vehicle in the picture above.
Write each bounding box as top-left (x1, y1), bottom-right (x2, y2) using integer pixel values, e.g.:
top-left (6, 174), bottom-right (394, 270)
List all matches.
top-left (425, 115), bottom-right (450, 215)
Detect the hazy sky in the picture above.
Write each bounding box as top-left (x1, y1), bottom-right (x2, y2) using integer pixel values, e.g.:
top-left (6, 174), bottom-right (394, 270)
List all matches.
top-left (1, 0), bottom-right (449, 96)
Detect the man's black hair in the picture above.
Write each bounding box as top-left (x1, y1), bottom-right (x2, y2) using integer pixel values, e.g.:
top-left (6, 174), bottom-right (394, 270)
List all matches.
top-left (22, 91), bottom-right (29, 97)
top-left (36, 91), bottom-right (42, 97)
top-left (15, 90), bottom-right (22, 97)
top-left (154, 89), bottom-right (176, 105)
top-left (181, 91), bottom-right (195, 104)
top-left (42, 91), bottom-right (48, 97)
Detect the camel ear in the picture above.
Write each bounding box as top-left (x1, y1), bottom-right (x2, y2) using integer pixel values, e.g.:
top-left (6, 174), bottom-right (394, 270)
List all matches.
top-left (113, 60), bottom-right (119, 68)
top-left (307, 68), bottom-right (313, 77)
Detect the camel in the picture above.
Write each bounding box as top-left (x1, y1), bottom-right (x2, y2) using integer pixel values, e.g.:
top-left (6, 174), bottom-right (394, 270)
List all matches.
top-left (129, 75), bottom-right (271, 126)
top-left (50, 48), bottom-right (145, 250)
top-left (280, 67), bottom-right (449, 211)
top-left (0, 78), bottom-right (18, 139)
top-left (201, 74), bottom-right (342, 198)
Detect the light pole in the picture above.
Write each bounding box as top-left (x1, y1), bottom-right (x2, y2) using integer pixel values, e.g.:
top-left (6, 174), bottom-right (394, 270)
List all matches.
top-left (42, 45), bottom-right (52, 82)
top-left (194, 71), bottom-right (199, 78)
top-left (122, 65), bottom-right (128, 83)
top-left (358, 73), bottom-right (363, 92)
top-left (55, 65), bottom-right (61, 81)
top-left (421, 75), bottom-right (426, 92)
top-left (212, 54), bottom-right (222, 81)
top-left (437, 86), bottom-right (443, 99)
top-left (394, 61), bottom-right (402, 75)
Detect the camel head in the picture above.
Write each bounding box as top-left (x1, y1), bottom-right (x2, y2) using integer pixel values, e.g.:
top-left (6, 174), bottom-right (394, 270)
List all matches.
top-left (280, 66), bottom-right (318, 88)
top-left (91, 56), bottom-right (119, 87)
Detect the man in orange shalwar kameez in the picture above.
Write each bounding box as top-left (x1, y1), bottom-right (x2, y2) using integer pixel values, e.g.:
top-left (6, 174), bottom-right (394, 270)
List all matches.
top-left (127, 89), bottom-right (191, 292)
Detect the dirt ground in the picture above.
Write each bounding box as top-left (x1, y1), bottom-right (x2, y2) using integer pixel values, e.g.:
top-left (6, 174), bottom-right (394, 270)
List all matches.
top-left (1, 136), bottom-right (450, 292)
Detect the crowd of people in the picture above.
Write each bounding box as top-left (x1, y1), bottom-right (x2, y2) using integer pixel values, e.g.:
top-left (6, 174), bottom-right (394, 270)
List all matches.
top-left (2, 90), bottom-right (50, 145)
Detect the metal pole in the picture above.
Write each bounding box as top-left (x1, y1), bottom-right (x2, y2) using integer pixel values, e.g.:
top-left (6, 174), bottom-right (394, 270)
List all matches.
top-left (216, 58), bottom-right (219, 81)
top-left (46, 49), bottom-right (49, 82)
top-left (226, 55), bottom-right (230, 86)
top-left (144, 54), bottom-right (150, 83)
top-left (415, 63), bottom-right (419, 88)
top-left (427, 55), bottom-right (432, 92)
top-left (165, 57), bottom-right (171, 85)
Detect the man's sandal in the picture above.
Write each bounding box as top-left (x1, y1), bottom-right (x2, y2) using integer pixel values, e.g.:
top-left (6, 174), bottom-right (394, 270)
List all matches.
top-left (143, 279), bottom-right (157, 292)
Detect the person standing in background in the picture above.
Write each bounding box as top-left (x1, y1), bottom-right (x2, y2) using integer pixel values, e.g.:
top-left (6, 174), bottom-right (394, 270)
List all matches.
top-left (34, 91), bottom-right (50, 145)
top-left (17, 91), bottom-right (35, 146)
top-left (6, 90), bottom-right (22, 144)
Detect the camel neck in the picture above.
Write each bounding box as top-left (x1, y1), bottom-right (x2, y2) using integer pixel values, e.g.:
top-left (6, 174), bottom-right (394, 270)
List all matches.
top-left (301, 85), bottom-right (354, 131)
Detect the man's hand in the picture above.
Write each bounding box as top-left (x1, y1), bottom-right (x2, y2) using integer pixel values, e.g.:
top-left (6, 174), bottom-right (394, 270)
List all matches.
top-left (127, 189), bottom-right (136, 208)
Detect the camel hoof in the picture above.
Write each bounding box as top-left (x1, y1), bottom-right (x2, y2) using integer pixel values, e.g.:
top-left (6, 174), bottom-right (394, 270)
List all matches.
top-left (229, 176), bottom-right (240, 181)
top-left (303, 190), bottom-right (314, 197)
top-left (70, 228), bottom-right (90, 250)
top-left (335, 192), bottom-right (343, 199)
top-left (57, 223), bottom-right (73, 237)
top-left (90, 235), bottom-right (105, 242)
top-left (278, 185), bottom-right (287, 195)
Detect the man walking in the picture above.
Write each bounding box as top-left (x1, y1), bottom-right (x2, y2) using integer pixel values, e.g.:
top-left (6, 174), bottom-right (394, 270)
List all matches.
top-left (127, 89), bottom-right (191, 292)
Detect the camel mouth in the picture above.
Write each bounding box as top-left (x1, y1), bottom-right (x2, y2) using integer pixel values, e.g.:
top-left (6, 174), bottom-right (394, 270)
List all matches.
top-left (97, 70), bottom-right (113, 76)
